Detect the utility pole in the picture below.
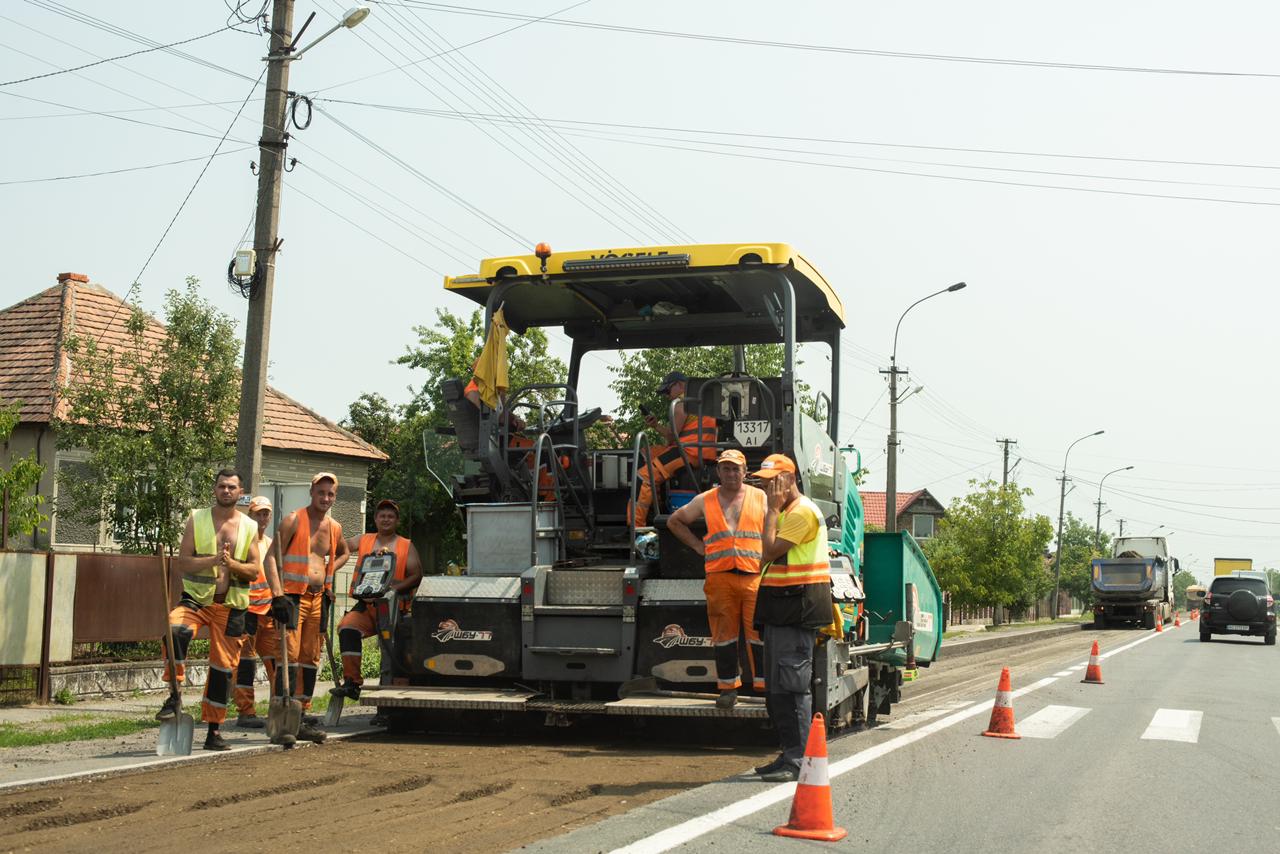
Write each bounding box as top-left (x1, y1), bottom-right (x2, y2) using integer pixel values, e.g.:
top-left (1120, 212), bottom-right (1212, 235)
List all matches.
top-left (1051, 429), bottom-right (1104, 619)
top-left (882, 363), bottom-right (904, 533)
top-left (997, 438), bottom-right (1017, 486)
top-left (1117, 519), bottom-right (1125, 538)
top-left (1094, 497), bottom-right (1104, 551)
top-left (235, 0), bottom-right (295, 493)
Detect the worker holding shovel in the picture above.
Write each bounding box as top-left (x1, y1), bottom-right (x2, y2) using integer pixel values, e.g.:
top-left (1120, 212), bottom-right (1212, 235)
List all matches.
top-left (159, 468), bottom-right (261, 751)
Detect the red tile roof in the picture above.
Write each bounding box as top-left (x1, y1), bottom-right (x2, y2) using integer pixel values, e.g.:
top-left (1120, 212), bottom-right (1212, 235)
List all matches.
top-left (859, 490), bottom-right (925, 528)
top-left (0, 275), bottom-right (385, 461)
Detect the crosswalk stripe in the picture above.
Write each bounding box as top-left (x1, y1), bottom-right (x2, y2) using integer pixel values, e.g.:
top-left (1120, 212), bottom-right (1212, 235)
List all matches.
top-left (1067, 665), bottom-right (1085, 672)
top-left (879, 700), bottom-right (972, 730)
top-left (1052, 670), bottom-right (1072, 677)
top-left (1273, 717), bottom-right (1280, 738)
top-left (1019, 705), bottom-right (1090, 739)
top-left (1141, 708), bottom-right (1202, 743)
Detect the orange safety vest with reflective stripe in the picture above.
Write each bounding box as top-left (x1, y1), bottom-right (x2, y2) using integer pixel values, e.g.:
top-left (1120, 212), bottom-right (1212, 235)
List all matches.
top-left (247, 535), bottom-right (273, 615)
top-left (678, 414), bottom-right (718, 464)
top-left (702, 486), bottom-right (765, 574)
top-left (351, 534), bottom-right (415, 613)
top-left (280, 509), bottom-right (342, 595)
top-left (761, 495), bottom-right (831, 588)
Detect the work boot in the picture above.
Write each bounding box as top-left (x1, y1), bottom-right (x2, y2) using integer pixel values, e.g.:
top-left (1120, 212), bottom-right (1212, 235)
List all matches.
top-left (370, 713), bottom-right (389, 728)
top-left (329, 681), bottom-right (360, 701)
top-left (758, 763), bottom-right (800, 783)
top-left (235, 715), bottom-right (265, 729)
top-left (302, 714), bottom-right (321, 726)
top-left (297, 722), bottom-right (327, 744)
top-left (716, 690), bottom-right (738, 710)
top-left (753, 754), bottom-right (787, 776)
top-left (155, 693), bottom-right (182, 722)
top-left (203, 731), bottom-right (231, 752)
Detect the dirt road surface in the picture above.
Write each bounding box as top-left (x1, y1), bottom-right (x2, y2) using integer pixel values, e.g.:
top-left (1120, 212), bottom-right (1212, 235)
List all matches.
top-left (0, 625), bottom-right (1119, 853)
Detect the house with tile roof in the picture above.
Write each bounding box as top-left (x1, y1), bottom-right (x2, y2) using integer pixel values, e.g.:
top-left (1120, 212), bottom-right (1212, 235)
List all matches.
top-left (859, 488), bottom-right (946, 539)
top-left (0, 273), bottom-right (386, 550)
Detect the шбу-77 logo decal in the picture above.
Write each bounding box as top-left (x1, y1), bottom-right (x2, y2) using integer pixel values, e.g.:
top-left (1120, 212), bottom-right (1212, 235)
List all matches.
top-left (431, 618), bottom-right (494, 643)
top-left (652, 624), bottom-right (712, 649)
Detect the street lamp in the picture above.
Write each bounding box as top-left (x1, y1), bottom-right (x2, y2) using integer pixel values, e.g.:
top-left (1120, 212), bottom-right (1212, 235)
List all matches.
top-left (884, 282), bottom-right (966, 533)
top-left (1052, 429), bottom-right (1104, 618)
top-left (1094, 465), bottom-right (1133, 550)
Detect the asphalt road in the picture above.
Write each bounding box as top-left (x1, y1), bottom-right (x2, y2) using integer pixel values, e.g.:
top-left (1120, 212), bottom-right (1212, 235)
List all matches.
top-left (526, 624), bottom-right (1280, 853)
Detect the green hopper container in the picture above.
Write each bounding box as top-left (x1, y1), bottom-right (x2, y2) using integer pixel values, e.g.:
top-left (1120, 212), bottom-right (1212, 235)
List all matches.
top-left (862, 531), bottom-right (944, 666)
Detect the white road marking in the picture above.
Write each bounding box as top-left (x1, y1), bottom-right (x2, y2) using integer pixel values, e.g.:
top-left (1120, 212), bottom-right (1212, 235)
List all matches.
top-left (1141, 709), bottom-right (1203, 743)
top-left (1067, 665), bottom-right (1085, 672)
top-left (1018, 705), bottom-right (1090, 739)
top-left (612, 627), bottom-right (1168, 854)
top-left (879, 700), bottom-right (973, 730)
top-left (1052, 670), bottom-right (1073, 677)
top-left (1272, 717), bottom-right (1280, 738)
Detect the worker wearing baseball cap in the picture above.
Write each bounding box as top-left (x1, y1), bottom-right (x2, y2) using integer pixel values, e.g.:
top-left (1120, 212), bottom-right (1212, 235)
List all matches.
top-left (335, 499), bottom-right (424, 719)
top-left (666, 448), bottom-right (767, 708)
top-left (750, 453), bottom-right (833, 782)
top-left (232, 496), bottom-right (291, 728)
top-left (629, 370), bottom-right (718, 528)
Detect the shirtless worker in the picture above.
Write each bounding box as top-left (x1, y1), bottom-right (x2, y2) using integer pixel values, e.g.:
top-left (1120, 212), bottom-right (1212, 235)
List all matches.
top-left (666, 449), bottom-right (767, 709)
top-left (630, 371), bottom-right (718, 528)
top-left (158, 468), bottom-right (261, 751)
top-left (231, 496), bottom-right (292, 728)
top-left (271, 472), bottom-right (350, 742)
top-left (333, 499), bottom-right (424, 720)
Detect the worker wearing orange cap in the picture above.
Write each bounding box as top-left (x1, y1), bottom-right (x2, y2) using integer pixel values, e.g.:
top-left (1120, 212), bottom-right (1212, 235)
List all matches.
top-left (666, 449), bottom-right (766, 708)
top-left (334, 499), bottom-right (423, 714)
top-left (630, 371), bottom-right (718, 528)
top-left (750, 453), bottom-right (833, 783)
top-left (270, 472), bottom-right (350, 742)
top-left (232, 495), bottom-right (291, 728)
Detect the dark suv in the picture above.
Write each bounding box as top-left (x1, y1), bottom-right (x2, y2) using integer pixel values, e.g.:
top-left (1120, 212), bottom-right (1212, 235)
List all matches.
top-left (1200, 575), bottom-right (1276, 645)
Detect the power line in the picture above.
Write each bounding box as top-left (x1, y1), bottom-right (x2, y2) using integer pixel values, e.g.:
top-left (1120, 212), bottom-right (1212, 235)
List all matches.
top-left (369, 1), bottom-right (1280, 80)
top-left (0, 146), bottom-right (253, 185)
top-left (0, 19), bottom-right (237, 87)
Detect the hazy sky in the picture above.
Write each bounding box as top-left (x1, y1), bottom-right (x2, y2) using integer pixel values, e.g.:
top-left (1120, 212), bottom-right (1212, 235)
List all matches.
top-left (4, 1), bottom-right (1279, 581)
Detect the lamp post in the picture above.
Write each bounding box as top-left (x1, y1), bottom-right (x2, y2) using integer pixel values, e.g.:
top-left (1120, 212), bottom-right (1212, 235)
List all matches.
top-left (1052, 429), bottom-right (1104, 618)
top-left (884, 282), bottom-right (966, 533)
top-left (1094, 465), bottom-right (1133, 550)
top-left (235, 4), bottom-right (371, 492)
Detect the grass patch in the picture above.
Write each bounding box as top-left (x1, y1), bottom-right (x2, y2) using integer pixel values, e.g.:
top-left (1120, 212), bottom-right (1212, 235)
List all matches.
top-left (0, 717), bottom-right (158, 749)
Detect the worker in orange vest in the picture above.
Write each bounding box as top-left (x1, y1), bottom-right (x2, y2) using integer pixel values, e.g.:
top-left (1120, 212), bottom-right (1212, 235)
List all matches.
top-left (158, 468), bottom-right (262, 751)
top-left (232, 495), bottom-right (290, 728)
top-left (270, 472), bottom-right (350, 743)
top-left (666, 449), bottom-right (767, 708)
top-left (333, 499), bottom-right (423, 721)
top-left (630, 371), bottom-right (718, 528)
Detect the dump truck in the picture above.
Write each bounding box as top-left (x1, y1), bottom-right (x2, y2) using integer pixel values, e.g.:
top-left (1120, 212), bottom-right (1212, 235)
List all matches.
top-left (360, 243), bottom-right (945, 732)
top-left (1213, 557), bottom-right (1253, 576)
top-left (1091, 535), bottom-right (1177, 628)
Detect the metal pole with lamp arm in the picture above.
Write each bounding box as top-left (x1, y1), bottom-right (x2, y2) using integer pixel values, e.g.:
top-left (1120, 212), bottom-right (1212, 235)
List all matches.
top-left (1094, 465), bottom-right (1134, 550)
top-left (1052, 429), bottom-right (1104, 618)
top-left (884, 282), bottom-right (967, 533)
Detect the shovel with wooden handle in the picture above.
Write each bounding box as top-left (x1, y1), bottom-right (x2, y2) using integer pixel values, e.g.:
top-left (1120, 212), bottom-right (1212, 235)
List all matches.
top-left (323, 594), bottom-right (345, 728)
top-left (266, 613), bottom-right (302, 746)
top-left (156, 548), bottom-right (194, 756)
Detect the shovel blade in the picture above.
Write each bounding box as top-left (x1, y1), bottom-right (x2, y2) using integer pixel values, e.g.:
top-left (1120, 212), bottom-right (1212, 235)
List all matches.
top-left (617, 676), bottom-right (658, 700)
top-left (157, 711), bottom-right (195, 756)
top-left (267, 697), bottom-right (302, 743)
top-left (323, 693), bottom-right (344, 728)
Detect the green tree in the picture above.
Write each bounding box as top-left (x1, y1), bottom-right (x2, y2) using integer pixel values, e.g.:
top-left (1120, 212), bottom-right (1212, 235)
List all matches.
top-left (0, 403), bottom-right (47, 544)
top-left (56, 280), bottom-right (240, 553)
top-left (1172, 569), bottom-right (1200, 609)
top-left (922, 480), bottom-right (1054, 612)
top-left (1056, 512), bottom-right (1110, 608)
top-left (342, 309), bottom-right (566, 570)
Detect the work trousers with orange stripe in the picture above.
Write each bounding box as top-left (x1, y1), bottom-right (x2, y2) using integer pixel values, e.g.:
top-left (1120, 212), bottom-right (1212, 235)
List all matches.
top-left (337, 603), bottom-right (379, 688)
top-left (631, 444), bottom-right (706, 527)
top-left (164, 601), bottom-right (245, 725)
top-left (232, 611), bottom-right (284, 717)
top-left (286, 590), bottom-right (329, 710)
top-left (703, 570), bottom-right (765, 692)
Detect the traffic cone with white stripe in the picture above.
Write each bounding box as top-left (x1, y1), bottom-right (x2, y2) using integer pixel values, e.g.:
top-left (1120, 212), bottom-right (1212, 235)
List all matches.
top-left (1174, 611), bottom-right (1181, 628)
top-left (1156, 614), bottom-right (1163, 632)
top-left (981, 667), bottom-right (1020, 739)
top-left (1081, 640), bottom-right (1104, 684)
top-left (772, 713), bottom-right (847, 842)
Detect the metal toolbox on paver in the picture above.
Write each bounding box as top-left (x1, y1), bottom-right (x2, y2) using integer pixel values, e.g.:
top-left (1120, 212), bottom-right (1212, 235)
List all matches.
top-left (635, 579), bottom-right (717, 688)
top-left (862, 532), bottom-right (944, 665)
top-left (409, 576), bottom-right (523, 681)
top-left (466, 503), bottom-right (560, 575)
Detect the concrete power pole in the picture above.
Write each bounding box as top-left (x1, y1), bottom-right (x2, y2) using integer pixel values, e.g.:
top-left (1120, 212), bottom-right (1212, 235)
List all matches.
top-left (235, 0), bottom-right (295, 493)
top-left (997, 438), bottom-right (1017, 486)
top-left (1117, 519), bottom-right (1125, 538)
top-left (882, 363), bottom-right (904, 533)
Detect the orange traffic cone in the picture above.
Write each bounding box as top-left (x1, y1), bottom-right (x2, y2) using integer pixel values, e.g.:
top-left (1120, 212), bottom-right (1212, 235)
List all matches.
top-left (981, 667), bottom-right (1020, 739)
top-left (1174, 612), bottom-right (1181, 628)
top-left (1156, 615), bottom-right (1163, 632)
top-left (772, 713), bottom-right (848, 842)
top-left (1081, 641), bottom-right (1104, 684)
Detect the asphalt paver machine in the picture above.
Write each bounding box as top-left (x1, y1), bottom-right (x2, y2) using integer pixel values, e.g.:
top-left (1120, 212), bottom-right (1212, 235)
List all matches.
top-left (362, 243), bottom-right (943, 730)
